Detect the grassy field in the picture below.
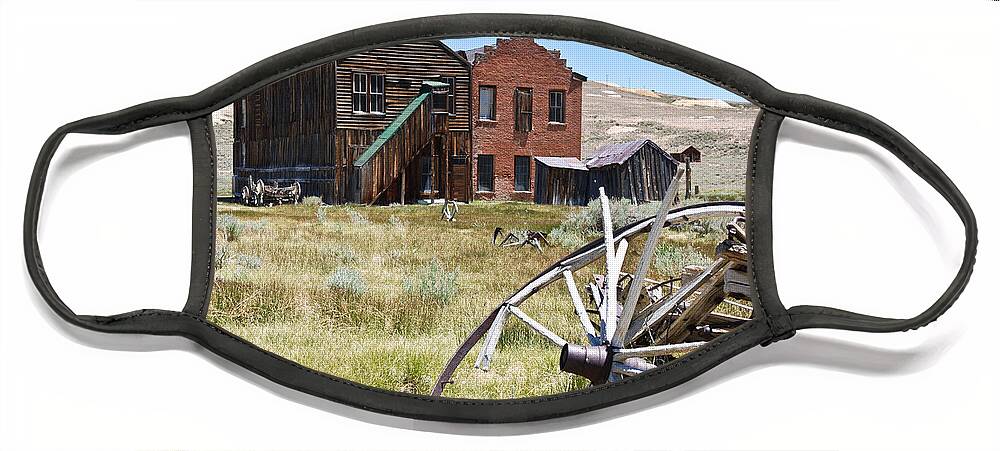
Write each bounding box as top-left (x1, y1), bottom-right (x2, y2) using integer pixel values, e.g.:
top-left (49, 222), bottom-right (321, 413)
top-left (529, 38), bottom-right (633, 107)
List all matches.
top-left (207, 198), bottom-right (739, 399)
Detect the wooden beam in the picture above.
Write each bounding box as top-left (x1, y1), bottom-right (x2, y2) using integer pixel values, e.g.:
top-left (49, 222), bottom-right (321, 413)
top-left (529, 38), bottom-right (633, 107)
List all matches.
top-left (598, 188), bottom-right (619, 342)
top-left (659, 269), bottom-right (730, 344)
top-left (508, 306), bottom-right (567, 348)
top-left (563, 271), bottom-right (599, 345)
top-left (611, 358), bottom-right (657, 376)
top-left (614, 342), bottom-right (707, 359)
top-left (474, 305), bottom-right (510, 370)
top-left (625, 258), bottom-right (729, 344)
top-left (613, 190), bottom-right (674, 347)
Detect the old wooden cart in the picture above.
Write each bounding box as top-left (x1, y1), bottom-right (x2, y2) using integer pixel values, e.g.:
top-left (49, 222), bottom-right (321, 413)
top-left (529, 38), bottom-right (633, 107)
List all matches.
top-left (240, 175), bottom-right (302, 207)
top-left (432, 189), bottom-right (751, 395)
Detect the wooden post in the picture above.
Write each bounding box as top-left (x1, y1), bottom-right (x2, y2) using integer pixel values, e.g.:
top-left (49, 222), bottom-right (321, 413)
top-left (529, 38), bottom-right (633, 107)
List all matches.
top-left (400, 170), bottom-right (405, 205)
top-left (684, 157), bottom-right (692, 199)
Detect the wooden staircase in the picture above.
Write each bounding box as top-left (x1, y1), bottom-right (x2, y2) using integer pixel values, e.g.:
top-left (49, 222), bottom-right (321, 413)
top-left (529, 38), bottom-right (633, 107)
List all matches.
top-left (351, 81), bottom-right (452, 205)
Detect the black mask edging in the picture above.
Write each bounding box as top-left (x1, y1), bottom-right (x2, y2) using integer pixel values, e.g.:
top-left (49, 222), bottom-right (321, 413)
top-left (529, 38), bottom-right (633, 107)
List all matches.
top-left (24, 13), bottom-right (977, 423)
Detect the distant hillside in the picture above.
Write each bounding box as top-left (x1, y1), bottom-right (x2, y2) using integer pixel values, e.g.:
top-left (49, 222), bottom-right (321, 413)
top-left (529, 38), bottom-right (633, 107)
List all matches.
top-left (582, 80), bottom-right (758, 194)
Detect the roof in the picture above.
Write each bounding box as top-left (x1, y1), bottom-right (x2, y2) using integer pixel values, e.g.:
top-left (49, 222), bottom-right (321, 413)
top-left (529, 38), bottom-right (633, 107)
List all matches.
top-left (433, 41), bottom-right (473, 69)
top-left (354, 92), bottom-right (431, 167)
top-left (535, 156), bottom-right (589, 171)
top-left (460, 46), bottom-right (488, 63)
top-left (587, 139), bottom-right (650, 168)
top-left (587, 139), bottom-right (678, 168)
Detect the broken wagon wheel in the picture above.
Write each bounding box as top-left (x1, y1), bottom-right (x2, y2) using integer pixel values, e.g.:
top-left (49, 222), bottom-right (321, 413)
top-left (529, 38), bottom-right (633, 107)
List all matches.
top-left (241, 185), bottom-right (251, 206)
top-left (254, 179), bottom-right (265, 206)
top-left (440, 199), bottom-right (458, 221)
top-left (431, 195), bottom-right (748, 396)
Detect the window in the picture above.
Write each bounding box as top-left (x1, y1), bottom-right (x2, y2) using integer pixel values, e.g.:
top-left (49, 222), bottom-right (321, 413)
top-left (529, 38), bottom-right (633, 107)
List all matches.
top-left (514, 88), bottom-right (533, 132)
top-left (478, 86), bottom-right (496, 120)
top-left (369, 74), bottom-right (385, 114)
top-left (352, 72), bottom-right (384, 114)
top-left (420, 156), bottom-right (434, 193)
top-left (548, 91), bottom-right (565, 123)
top-left (352, 72), bottom-right (368, 113)
top-left (477, 155), bottom-right (494, 192)
top-left (514, 156), bottom-right (530, 191)
top-left (441, 77), bottom-right (456, 115)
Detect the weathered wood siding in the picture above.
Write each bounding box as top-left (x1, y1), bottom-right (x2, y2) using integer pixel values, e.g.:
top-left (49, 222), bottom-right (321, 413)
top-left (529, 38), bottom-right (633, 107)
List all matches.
top-left (534, 162), bottom-right (591, 206)
top-left (533, 142), bottom-right (678, 205)
top-left (233, 41), bottom-right (472, 204)
top-left (591, 143), bottom-right (678, 203)
top-left (232, 62), bottom-right (338, 201)
top-left (335, 42), bottom-right (471, 132)
top-left (353, 95), bottom-right (435, 204)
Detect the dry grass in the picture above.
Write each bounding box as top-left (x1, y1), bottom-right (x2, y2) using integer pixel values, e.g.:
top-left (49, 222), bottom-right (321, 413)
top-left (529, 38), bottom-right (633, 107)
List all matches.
top-left (208, 200), bottom-right (738, 399)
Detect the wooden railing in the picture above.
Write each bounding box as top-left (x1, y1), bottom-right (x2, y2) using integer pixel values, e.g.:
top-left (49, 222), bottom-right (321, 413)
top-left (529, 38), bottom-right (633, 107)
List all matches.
top-left (351, 92), bottom-right (435, 204)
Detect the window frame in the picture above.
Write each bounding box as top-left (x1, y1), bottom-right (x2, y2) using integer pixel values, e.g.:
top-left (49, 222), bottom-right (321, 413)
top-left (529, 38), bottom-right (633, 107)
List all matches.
top-left (478, 85), bottom-right (496, 121)
top-left (476, 154), bottom-right (495, 192)
top-left (548, 90), bottom-right (565, 124)
top-left (513, 155), bottom-right (531, 192)
top-left (441, 77), bottom-right (456, 115)
top-left (369, 73), bottom-right (385, 114)
top-left (352, 72), bottom-right (369, 114)
top-left (514, 87), bottom-right (533, 132)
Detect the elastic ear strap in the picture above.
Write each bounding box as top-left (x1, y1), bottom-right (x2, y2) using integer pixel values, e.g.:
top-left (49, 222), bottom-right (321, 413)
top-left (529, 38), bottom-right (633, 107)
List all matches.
top-left (771, 96), bottom-right (978, 333)
top-left (24, 117), bottom-right (196, 333)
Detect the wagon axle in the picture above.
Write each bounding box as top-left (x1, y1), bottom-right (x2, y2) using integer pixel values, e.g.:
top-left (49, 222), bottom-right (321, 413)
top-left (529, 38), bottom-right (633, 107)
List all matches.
top-left (560, 343), bottom-right (612, 385)
top-left (432, 185), bottom-right (752, 396)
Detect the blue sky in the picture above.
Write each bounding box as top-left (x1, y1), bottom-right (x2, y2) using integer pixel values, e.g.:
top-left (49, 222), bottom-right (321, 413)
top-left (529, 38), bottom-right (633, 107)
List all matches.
top-left (443, 37), bottom-right (747, 103)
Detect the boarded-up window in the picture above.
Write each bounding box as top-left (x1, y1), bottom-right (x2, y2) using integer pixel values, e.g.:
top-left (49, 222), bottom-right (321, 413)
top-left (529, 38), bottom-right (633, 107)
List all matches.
top-left (514, 156), bottom-right (530, 191)
top-left (352, 72), bottom-right (368, 113)
top-left (479, 86), bottom-right (496, 120)
top-left (477, 155), bottom-right (494, 192)
top-left (548, 91), bottom-right (565, 123)
top-left (514, 88), bottom-right (532, 132)
top-left (442, 77), bottom-right (456, 115)
top-left (369, 74), bottom-right (385, 114)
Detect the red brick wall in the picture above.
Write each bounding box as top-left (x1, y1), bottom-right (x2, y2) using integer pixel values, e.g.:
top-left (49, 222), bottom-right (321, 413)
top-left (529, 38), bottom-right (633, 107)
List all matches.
top-left (469, 38), bottom-right (583, 202)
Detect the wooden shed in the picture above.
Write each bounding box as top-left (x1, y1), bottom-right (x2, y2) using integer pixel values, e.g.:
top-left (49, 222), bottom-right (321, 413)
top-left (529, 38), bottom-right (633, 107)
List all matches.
top-left (231, 41), bottom-right (472, 205)
top-left (670, 145), bottom-right (701, 163)
top-left (533, 157), bottom-right (591, 206)
top-left (586, 139), bottom-right (679, 204)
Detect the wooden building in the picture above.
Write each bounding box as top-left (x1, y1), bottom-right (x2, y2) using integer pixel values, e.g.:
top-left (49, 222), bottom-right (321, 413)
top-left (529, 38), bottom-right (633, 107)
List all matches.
top-left (587, 139), bottom-right (679, 204)
top-left (670, 145), bottom-right (701, 163)
top-left (534, 139), bottom-right (679, 205)
top-left (533, 157), bottom-right (591, 206)
top-left (231, 41), bottom-right (472, 205)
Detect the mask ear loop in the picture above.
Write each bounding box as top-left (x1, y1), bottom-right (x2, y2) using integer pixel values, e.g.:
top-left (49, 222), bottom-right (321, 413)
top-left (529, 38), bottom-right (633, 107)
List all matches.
top-left (24, 110), bottom-right (207, 334)
top-left (769, 98), bottom-right (978, 333)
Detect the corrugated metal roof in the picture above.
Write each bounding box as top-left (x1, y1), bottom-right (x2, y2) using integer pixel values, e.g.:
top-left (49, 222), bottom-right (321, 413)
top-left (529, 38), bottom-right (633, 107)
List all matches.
top-left (587, 139), bottom-right (659, 168)
top-left (535, 156), bottom-right (589, 171)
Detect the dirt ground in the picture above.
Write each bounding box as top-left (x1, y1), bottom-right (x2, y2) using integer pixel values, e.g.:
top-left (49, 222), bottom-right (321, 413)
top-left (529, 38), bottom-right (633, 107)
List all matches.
top-left (582, 80), bottom-right (757, 196)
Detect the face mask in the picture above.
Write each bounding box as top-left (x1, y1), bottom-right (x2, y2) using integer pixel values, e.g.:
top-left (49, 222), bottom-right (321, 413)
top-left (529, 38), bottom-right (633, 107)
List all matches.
top-left (25, 14), bottom-right (977, 423)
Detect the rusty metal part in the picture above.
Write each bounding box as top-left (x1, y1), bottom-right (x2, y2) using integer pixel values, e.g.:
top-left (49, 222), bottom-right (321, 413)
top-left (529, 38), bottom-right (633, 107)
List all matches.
top-left (559, 344), bottom-right (612, 385)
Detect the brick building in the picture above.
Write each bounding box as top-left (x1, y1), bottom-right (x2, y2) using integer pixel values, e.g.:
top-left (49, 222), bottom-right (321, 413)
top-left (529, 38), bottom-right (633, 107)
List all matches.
top-left (462, 38), bottom-right (586, 201)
